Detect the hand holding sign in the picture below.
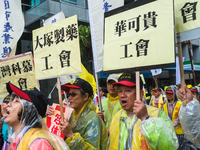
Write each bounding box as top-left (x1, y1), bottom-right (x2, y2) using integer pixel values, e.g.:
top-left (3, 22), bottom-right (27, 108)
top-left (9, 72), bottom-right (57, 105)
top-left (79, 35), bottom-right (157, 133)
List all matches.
top-left (46, 106), bottom-right (54, 116)
top-left (60, 119), bottom-right (74, 138)
top-left (133, 99), bottom-right (148, 121)
top-left (178, 85), bottom-right (193, 104)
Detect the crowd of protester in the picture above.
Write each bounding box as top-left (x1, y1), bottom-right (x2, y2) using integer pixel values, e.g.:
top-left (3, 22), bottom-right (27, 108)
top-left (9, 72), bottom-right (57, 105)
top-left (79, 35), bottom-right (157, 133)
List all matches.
top-left (0, 72), bottom-right (200, 150)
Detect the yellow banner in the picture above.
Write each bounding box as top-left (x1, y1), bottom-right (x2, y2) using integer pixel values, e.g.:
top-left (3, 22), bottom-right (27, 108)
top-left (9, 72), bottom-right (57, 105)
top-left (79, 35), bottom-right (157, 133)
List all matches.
top-left (175, 0), bottom-right (200, 33)
top-left (103, 0), bottom-right (175, 72)
top-left (0, 52), bottom-right (38, 99)
top-left (33, 15), bottom-right (81, 80)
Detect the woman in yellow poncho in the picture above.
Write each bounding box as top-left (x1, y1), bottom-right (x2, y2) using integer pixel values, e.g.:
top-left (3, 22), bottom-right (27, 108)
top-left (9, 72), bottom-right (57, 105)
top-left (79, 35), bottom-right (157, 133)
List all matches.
top-left (60, 78), bottom-right (108, 150)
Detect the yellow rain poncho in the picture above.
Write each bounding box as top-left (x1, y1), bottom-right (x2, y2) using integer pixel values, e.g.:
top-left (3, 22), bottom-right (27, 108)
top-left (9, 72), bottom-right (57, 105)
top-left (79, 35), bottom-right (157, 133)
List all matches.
top-left (107, 106), bottom-right (179, 150)
top-left (65, 97), bottom-right (108, 150)
top-left (96, 93), bottom-right (122, 129)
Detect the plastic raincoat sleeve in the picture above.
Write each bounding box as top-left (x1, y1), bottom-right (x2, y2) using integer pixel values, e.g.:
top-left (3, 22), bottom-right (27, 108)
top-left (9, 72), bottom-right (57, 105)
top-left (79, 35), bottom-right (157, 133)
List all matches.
top-left (140, 110), bottom-right (179, 150)
top-left (65, 116), bottom-right (108, 150)
top-left (179, 98), bottom-right (200, 148)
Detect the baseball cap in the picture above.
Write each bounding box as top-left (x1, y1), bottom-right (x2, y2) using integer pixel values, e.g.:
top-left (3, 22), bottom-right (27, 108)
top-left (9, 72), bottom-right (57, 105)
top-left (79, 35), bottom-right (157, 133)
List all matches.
top-left (165, 87), bottom-right (174, 94)
top-left (176, 84), bottom-right (181, 89)
top-left (106, 74), bottom-right (119, 83)
top-left (113, 72), bottom-right (143, 88)
top-left (154, 87), bottom-right (161, 92)
top-left (3, 94), bottom-right (10, 104)
top-left (6, 82), bottom-right (48, 117)
top-left (61, 78), bottom-right (93, 96)
top-left (190, 87), bottom-right (198, 93)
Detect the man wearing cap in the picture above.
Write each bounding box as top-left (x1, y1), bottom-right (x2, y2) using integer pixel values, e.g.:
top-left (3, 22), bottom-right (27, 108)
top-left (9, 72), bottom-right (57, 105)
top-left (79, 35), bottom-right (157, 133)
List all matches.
top-left (163, 86), bottom-right (185, 149)
top-left (96, 74), bottom-right (122, 133)
top-left (149, 87), bottom-right (165, 109)
top-left (4, 82), bottom-right (69, 150)
top-left (107, 72), bottom-right (178, 150)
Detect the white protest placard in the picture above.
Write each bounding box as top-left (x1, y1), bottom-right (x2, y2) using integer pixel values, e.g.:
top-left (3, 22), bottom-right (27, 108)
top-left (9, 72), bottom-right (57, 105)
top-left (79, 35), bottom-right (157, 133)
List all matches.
top-left (174, 0), bottom-right (200, 42)
top-left (103, 0), bottom-right (175, 72)
top-left (33, 15), bottom-right (82, 80)
top-left (0, 52), bottom-right (38, 99)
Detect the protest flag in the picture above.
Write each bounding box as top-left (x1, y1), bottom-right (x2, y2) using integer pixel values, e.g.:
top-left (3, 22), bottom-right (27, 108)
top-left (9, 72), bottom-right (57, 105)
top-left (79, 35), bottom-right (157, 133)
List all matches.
top-left (0, 0), bottom-right (24, 58)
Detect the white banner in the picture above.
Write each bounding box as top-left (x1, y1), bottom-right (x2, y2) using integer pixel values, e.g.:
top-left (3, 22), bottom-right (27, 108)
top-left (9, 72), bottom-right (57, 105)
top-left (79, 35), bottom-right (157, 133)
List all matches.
top-left (43, 11), bottom-right (65, 26)
top-left (150, 69), bottom-right (162, 76)
top-left (176, 56), bottom-right (185, 84)
top-left (0, 0), bottom-right (24, 58)
top-left (88, 0), bottom-right (124, 72)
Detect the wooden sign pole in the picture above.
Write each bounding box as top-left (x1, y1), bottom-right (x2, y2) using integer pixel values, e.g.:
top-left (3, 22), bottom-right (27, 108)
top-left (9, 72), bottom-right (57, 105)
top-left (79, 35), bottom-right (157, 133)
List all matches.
top-left (177, 33), bottom-right (186, 106)
top-left (57, 77), bottom-right (64, 122)
top-left (6, 52), bottom-right (10, 57)
top-left (136, 71), bottom-right (140, 100)
top-left (186, 40), bottom-right (196, 86)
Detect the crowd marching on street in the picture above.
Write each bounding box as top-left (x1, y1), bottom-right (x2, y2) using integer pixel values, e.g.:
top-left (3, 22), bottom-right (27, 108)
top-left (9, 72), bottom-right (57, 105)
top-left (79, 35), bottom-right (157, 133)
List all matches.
top-left (1, 0), bottom-right (200, 150)
top-left (0, 73), bottom-right (199, 150)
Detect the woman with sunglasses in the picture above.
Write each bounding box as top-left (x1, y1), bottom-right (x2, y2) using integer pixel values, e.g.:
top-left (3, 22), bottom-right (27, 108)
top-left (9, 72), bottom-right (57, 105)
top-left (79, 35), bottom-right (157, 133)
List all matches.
top-left (4, 82), bottom-right (69, 150)
top-left (60, 78), bottom-right (108, 150)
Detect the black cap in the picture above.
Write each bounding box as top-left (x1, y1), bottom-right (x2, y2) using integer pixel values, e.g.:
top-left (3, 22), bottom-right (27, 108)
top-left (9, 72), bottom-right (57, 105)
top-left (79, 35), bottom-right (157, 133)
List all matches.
top-left (113, 72), bottom-right (143, 89)
top-left (3, 94), bottom-right (10, 104)
top-left (165, 87), bottom-right (174, 94)
top-left (154, 87), bottom-right (161, 92)
top-left (6, 82), bottom-right (48, 117)
top-left (190, 87), bottom-right (198, 93)
top-left (61, 78), bottom-right (93, 96)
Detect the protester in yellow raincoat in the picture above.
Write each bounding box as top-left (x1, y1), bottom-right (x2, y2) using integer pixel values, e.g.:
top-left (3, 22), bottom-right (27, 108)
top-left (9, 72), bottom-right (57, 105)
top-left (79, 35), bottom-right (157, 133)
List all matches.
top-left (96, 74), bottom-right (122, 132)
top-left (149, 87), bottom-right (166, 109)
top-left (163, 86), bottom-right (185, 149)
top-left (60, 78), bottom-right (108, 150)
top-left (107, 72), bottom-right (179, 150)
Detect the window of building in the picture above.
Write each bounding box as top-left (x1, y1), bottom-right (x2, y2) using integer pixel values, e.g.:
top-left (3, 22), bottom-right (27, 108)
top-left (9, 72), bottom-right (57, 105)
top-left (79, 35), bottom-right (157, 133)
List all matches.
top-left (22, 0), bottom-right (45, 12)
top-left (61, 0), bottom-right (77, 5)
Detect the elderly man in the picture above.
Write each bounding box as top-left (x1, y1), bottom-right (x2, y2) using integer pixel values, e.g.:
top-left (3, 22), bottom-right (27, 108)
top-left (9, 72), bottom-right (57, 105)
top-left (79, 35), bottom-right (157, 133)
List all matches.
top-left (96, 74), bottom-right (121, 133)
top-left (107, 72), bottom-right (178, 150)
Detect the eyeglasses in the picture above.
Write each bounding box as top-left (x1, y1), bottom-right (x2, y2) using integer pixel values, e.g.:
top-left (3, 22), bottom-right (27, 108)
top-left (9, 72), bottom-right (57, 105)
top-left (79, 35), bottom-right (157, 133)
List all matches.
top-left (67, 92), bottom-right (78, 98)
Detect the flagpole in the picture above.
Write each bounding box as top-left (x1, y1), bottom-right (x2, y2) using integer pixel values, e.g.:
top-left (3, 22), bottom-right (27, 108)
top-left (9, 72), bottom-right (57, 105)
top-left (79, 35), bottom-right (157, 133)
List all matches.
top-left (153, 75), bottom-right (158, 87)
top-left (94, 72), bottom-right (103, 112)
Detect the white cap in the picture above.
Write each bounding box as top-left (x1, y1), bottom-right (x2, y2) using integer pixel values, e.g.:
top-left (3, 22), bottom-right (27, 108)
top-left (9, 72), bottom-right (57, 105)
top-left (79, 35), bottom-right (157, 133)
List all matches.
top-left (106, 74), bottom-right (119, 83)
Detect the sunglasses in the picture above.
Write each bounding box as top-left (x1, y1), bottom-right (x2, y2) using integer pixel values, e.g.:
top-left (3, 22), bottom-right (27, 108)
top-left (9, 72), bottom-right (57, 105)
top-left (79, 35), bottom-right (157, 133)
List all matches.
top-left (67, 92), bottom-right (78, 98)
